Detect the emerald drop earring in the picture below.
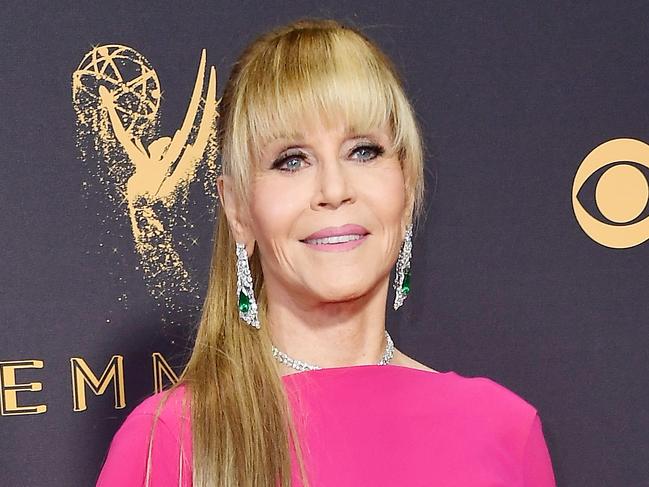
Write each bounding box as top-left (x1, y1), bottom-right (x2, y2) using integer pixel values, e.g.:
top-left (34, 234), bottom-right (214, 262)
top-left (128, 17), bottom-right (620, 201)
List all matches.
top-left (393, 223), bottom-right (413, 310)
top-left (236, 242), bottom-right (260, 329)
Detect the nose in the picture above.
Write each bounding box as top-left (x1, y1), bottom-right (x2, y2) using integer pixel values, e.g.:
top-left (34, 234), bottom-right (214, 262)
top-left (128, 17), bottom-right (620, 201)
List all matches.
top-left (311, 154), bottom-right (355, 210)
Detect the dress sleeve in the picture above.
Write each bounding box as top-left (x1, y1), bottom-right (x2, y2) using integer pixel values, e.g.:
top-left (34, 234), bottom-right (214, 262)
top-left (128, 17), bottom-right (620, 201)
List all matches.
top-left (522, 413), bottom-right (557, 487)
top-left (96, 411), bottom-right (187, 487)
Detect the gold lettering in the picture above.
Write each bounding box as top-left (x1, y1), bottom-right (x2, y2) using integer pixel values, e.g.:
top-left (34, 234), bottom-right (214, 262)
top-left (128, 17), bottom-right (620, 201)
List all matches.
top-left (152, 352), bottom-right (179, 393)
top-left (70, 355), bottom-right (126, 412)
top-left (0, 360), bottom-right (47, 416)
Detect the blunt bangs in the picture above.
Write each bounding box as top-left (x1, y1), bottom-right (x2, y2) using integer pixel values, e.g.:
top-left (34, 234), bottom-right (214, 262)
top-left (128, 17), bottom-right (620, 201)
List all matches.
top-left (241, 28), bottom-right (405, 165)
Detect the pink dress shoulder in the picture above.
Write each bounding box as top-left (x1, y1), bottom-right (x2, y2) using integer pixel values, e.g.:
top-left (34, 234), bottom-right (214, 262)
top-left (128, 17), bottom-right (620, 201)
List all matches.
top-left (96, 364), bottom-right (557, 486)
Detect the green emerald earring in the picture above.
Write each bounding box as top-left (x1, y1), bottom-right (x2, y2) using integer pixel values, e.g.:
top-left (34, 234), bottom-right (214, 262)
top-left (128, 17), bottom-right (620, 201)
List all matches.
top-left (393, 223), bottom-right (413, 310)
top-left (236, 242), bottom-right (260, 329)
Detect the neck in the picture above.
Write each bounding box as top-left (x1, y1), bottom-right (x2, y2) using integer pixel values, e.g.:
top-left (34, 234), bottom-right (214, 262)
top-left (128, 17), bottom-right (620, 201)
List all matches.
top-left (265, 274), bottom-right (391, 372)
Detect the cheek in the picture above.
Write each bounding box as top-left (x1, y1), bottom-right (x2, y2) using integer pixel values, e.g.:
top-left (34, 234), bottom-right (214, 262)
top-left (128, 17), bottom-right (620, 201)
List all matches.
top-left (249, 177), bottom-right (307, 241)
top-left (364, 168), bottom-right (407, 222)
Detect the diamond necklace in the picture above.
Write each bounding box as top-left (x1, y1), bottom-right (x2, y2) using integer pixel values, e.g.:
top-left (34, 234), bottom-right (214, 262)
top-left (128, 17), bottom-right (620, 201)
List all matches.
top-left (271, 330), bottom-right (395, 372)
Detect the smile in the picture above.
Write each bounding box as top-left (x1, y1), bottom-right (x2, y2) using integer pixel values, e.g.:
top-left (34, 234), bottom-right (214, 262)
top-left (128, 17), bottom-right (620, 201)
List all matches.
top-left (305, 234), bottom-right (363, 244)
top-left (300, 234), bottom-right (368, 252)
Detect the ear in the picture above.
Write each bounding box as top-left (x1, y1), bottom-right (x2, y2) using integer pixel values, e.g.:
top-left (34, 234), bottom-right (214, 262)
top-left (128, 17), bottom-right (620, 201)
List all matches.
top-left (217, 175), bottom-right (255, 254)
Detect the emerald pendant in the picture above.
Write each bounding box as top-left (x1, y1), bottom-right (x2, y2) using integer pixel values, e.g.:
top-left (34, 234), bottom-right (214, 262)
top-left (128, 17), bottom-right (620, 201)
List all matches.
top-left (238, 290), bottom-right (250, 313)
top-left (401, 270), bottom-right (411, 295)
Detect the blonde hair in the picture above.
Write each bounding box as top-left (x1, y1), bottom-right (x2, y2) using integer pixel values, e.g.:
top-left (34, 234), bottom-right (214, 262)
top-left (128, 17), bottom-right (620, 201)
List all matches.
top-left (147, 17), bottom-right (426, 487)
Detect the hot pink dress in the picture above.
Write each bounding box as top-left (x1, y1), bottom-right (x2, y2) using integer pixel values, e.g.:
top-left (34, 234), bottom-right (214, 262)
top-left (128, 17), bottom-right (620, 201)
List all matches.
top-left (96, 364), bottom-right (557, 486)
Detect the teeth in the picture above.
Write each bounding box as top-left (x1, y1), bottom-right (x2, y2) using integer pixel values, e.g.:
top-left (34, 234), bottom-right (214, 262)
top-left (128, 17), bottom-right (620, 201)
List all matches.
top-left (304, 234), bottom-right (364, 245)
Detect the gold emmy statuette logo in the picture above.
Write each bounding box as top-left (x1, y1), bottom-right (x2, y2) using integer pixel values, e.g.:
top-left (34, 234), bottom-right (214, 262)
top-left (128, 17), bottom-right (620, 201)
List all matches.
top-left (572, 138), bottom-right (649, 249)
top-left (71, 45), bottom-right (220, 318)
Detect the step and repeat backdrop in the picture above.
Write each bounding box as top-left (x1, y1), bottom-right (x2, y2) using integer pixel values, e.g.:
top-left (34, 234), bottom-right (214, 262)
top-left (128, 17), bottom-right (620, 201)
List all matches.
top-left (2, 1), bottom-right (648, 486)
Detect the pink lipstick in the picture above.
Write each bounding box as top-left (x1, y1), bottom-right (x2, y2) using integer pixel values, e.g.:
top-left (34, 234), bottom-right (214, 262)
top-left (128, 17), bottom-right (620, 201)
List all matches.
top-left (300, 224), bottom-right (370, 252)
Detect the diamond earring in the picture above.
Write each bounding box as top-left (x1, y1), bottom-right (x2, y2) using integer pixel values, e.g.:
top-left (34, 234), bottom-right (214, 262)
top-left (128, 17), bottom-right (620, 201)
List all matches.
top-left (236, 242), bottom-right (260, 329)
top-left (393, 223), bottom-right (413, 310)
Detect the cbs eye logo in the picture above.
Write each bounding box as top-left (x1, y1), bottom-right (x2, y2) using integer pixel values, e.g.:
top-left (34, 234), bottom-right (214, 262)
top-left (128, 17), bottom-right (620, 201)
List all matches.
top-left (572, 138), bottom-right (649, 249)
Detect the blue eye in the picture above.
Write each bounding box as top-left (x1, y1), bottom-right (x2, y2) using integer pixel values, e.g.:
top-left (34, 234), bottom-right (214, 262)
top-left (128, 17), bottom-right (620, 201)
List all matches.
top-left (272, 154), bottom-right (305, 172)
top-left (285, 158), bottom-right (302, 170)
top-left (352, 144), bottom-right (384, 160)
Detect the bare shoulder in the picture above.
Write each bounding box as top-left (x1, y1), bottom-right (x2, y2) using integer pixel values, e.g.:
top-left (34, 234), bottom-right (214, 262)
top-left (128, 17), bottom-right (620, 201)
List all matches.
top-left (391, 348), bottom-right (441, 373)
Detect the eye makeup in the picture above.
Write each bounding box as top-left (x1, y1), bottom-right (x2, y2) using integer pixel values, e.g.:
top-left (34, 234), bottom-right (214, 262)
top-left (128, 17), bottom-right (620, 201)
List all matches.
top-left (271, 149), bottom-right (307, 171)
top-left (351, 142), bottom-right (385, 161)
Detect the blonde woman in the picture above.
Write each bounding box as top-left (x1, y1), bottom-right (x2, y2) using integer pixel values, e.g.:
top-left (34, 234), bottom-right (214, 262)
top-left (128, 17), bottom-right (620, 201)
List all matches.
top-left (96, 18), bottom-right (557, 487)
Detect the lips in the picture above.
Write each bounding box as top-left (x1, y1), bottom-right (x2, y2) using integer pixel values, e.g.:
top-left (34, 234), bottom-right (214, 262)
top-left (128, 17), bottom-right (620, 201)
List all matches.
top-left (301, 224), bottom-right (370, 241)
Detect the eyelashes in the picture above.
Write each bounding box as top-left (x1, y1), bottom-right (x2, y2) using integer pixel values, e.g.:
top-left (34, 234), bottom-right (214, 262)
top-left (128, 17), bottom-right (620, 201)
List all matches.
top-left (270, 143), bottom-right (386, 173)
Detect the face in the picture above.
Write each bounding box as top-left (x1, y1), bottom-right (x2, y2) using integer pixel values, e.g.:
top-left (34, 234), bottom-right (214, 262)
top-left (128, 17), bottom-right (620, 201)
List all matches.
top-left (219, 118), bottom-right (410, 306)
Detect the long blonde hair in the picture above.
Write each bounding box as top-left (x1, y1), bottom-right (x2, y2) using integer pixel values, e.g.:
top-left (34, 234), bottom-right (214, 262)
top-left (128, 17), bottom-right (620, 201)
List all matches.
top-left (149, 17), bottom-right (427, 487)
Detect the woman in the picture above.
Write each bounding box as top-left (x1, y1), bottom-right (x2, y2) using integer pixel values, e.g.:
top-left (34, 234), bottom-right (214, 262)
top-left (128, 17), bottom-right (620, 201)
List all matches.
top-left (96, 18), bottom-right (557, 487)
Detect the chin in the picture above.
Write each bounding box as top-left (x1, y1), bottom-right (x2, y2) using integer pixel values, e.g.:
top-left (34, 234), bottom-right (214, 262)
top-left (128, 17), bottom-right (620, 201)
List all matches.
top-left (298, 259), bottom-right (384, 298)
top-left (313, 284), bottom-right (370, 303)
